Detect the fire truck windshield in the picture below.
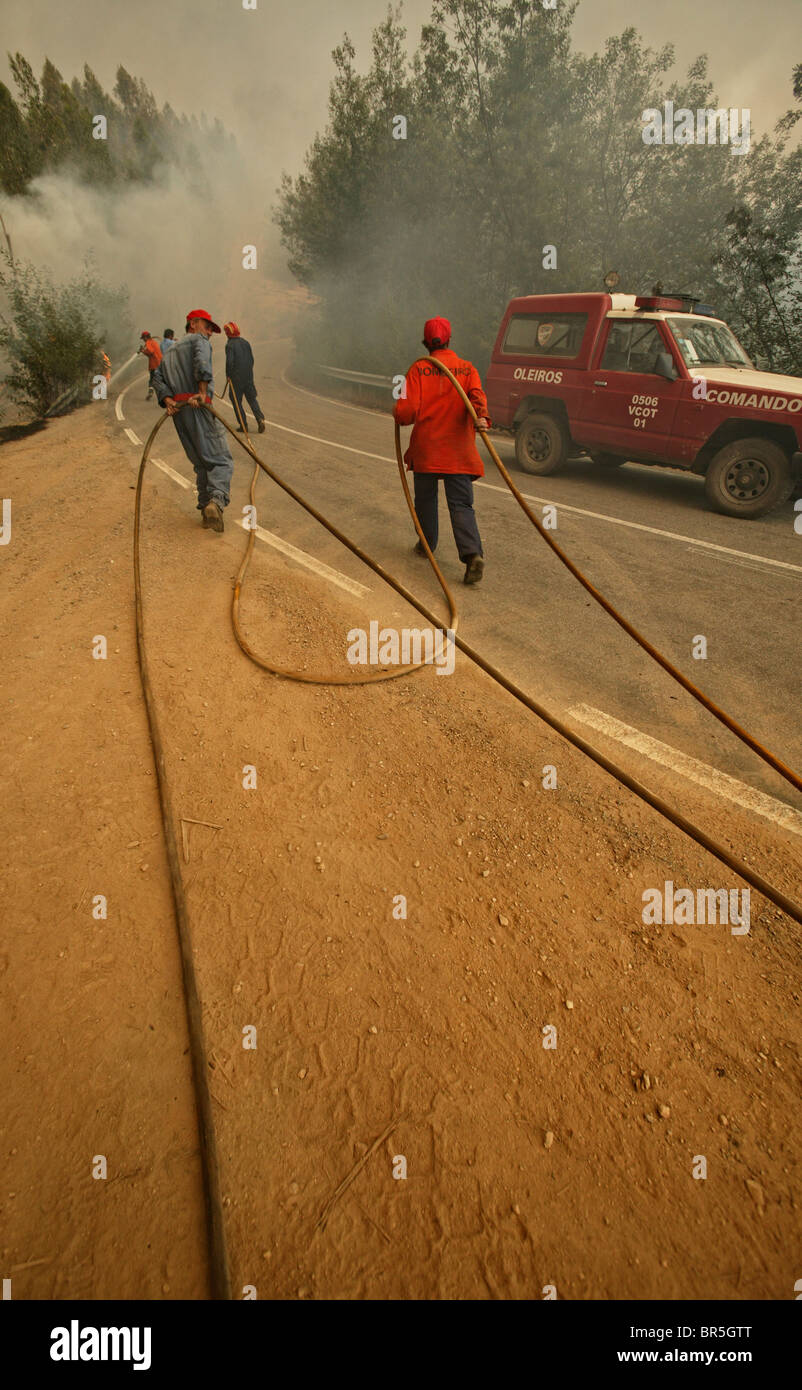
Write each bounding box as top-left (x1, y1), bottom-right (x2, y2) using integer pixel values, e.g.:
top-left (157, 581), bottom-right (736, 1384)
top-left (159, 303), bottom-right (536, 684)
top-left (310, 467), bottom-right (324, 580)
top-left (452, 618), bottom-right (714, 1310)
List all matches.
top-left (667, 317), bottom-right (753, 370)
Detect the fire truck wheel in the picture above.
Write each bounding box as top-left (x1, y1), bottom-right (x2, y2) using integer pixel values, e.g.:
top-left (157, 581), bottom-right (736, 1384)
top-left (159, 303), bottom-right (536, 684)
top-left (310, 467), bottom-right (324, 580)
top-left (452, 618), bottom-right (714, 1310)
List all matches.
top-left (704, 438), bottom-right (793, 518)
top-left (515, 412), bottom-right (568, 475)
top-left (590, 452), bottom-right (626, 467)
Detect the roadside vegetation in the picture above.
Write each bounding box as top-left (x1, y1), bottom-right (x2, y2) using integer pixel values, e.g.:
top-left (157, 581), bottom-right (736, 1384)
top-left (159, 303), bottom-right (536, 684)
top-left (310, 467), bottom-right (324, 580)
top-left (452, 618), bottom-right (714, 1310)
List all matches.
top-left (275, 2), bottom-right (802, 377)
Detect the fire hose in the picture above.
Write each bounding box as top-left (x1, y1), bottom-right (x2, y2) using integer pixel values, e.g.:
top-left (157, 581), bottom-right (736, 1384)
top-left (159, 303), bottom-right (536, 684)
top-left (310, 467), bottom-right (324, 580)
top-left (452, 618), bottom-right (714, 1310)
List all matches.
top-left (131, 367), bottom-right (802, 1300)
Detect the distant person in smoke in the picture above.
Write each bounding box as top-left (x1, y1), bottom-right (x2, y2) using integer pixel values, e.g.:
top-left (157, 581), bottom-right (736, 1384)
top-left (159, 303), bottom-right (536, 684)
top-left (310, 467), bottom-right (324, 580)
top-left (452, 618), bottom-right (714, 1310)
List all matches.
top-left (138, 330), bottom-right (162, 400)
top-left (394, 316), bottom-right (489, 585)
top-left (160, 329), bottom-right (176, 354)
top-left (223, 322), bottom-right (266, 433)
top-left (151, 309), bottom-right (234, 534)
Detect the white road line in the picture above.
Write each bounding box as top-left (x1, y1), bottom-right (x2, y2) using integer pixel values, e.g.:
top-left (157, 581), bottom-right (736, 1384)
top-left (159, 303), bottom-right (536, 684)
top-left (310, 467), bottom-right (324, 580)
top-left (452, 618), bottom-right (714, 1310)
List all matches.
top-left (475, 479), bottom-right (802, 576)
top-left (115, 374), bottom-right (146, 421)
top-left (152, 457), bottom-right (192, 489)
top-left (220, 395), bottom-right (393, 464)
top-left (280, 365), bottom-right (388, 419)
top-left (235, 519), bottom-right (369, 597)
top-left (244, 411), bottom-right (801, 576)
top-left (568, 702), bottom-right (802, 836)
top-left (113, 398), bottom-right (367, 595)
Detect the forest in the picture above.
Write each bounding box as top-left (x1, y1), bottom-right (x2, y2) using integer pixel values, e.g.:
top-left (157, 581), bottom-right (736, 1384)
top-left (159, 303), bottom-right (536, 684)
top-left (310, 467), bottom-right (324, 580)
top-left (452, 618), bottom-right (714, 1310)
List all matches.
top-left (275, 1), bottom-right (802, 378)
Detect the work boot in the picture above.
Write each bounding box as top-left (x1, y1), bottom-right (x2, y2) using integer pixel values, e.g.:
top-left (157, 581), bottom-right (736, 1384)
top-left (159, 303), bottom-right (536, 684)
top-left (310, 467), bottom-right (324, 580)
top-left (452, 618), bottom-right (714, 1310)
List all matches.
top-left (146, 388), bottom-right (154, 400)
top-left (413, 540), bottom-right (430, 557)
top-left (464, 555), bottom-right (484, 585)
top-left (202, 500), bottom-right (224, 533)
top-left (257, 420), bottom-right (266, 434)
top-left (236, 425), bottom-right (245, 432)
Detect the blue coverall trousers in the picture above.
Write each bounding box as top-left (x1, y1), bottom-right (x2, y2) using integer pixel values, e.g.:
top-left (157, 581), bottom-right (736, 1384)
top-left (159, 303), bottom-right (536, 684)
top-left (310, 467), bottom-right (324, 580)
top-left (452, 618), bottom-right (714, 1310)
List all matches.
top-left (173, 407), bottom-right (234, 510)
top-left (413, 472), bottom-right (483, 561)
top-left (229, 377), bottom-right (264, 429)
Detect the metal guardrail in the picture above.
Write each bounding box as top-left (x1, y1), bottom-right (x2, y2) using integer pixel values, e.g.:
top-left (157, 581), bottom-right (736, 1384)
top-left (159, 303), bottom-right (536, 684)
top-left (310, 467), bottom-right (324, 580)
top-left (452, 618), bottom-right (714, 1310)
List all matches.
top-left (317, 363), bottom-right (393, 389)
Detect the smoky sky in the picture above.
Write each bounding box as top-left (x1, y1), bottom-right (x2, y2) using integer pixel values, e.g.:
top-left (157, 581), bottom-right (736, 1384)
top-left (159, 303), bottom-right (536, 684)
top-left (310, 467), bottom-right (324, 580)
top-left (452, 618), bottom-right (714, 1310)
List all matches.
top-left (2, 0), bottom-right (799, 177)
top-left (0, 0), bottom-right (797, 336)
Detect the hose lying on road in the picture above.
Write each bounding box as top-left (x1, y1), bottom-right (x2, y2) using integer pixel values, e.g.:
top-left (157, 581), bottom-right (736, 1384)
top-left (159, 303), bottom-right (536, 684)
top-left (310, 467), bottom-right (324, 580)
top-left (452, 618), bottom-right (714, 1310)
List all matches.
top-left (225, 381), bottom-right (457, 683)
top-left (134, 397), bottom-right (802, 926)
top-left (130, 377), bottom-right (802, 1299)
top-left (417, 355), bottom-right (802, 798)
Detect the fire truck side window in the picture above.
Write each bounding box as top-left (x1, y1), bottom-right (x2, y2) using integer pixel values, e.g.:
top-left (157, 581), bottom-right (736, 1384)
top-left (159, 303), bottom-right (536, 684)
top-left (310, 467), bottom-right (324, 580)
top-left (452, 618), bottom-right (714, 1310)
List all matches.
top-left (502, 313), bottom-right (588, 356)
top-left (601, 321), bottom-right (665, 373)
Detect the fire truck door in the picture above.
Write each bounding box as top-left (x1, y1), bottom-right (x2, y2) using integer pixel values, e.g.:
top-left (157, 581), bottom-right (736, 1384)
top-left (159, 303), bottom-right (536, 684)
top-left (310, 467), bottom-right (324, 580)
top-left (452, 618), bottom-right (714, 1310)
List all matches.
top-left (576, 319), bottom-right (682, 457)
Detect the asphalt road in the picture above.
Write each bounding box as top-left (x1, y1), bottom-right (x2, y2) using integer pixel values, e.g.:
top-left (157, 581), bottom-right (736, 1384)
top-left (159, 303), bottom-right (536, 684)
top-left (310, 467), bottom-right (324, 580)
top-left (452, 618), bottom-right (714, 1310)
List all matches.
top-left (117, 337), bottom-right (802, 814)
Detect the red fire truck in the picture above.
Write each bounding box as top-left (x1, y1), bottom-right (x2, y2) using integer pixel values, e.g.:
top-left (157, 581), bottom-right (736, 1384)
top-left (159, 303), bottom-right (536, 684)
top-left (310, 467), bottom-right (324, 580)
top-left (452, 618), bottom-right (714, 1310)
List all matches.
top-left (485, 292), bottom-right (802, 518)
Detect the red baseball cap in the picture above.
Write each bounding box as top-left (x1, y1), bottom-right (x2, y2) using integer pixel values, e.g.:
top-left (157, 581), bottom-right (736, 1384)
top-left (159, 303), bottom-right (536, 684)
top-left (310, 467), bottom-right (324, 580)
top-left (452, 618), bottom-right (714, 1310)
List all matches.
top-left (185, 308), bottom-right (221, 333)
top-left (423, 316), bottom-right (451, 348)
top-left (140, 330), bottom-right (150, 339)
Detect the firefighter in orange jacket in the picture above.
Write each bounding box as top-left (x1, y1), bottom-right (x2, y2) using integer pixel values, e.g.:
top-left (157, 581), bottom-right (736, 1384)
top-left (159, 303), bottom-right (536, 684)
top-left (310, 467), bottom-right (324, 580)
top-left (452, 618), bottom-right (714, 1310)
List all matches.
top-left (394, 317), bottom-right (490, 584)
top-left (138, 331), bottom-right (163, 400)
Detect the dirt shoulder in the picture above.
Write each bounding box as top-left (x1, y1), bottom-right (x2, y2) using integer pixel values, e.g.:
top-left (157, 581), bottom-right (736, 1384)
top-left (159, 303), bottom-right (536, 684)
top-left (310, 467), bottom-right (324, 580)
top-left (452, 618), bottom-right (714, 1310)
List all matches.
top-left (1, 398), bottom-right (799, 1299)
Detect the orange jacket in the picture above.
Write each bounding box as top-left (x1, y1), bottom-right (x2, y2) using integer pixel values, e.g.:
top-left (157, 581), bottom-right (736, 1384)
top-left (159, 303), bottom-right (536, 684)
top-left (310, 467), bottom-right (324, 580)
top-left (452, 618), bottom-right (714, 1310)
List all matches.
top-left (141, 337), bottom-right (162, 370)
top-left (393, 348), bottom-right (488, 475)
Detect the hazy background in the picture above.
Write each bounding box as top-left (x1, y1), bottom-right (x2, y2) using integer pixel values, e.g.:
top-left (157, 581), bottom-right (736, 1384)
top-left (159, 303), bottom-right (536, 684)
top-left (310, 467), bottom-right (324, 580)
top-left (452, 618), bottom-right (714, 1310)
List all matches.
top-left (3, 0), bottom-right (798, 168)
top-left (0, 0), bottom-right (798, 339)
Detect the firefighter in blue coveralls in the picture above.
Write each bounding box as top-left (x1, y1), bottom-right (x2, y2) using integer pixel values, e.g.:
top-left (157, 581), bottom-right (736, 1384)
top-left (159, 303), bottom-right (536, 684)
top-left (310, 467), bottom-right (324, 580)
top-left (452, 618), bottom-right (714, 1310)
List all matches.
top-left (151, 309), bottom-right (234, 533)
top-left (223, 322), bottom-right (266, 433)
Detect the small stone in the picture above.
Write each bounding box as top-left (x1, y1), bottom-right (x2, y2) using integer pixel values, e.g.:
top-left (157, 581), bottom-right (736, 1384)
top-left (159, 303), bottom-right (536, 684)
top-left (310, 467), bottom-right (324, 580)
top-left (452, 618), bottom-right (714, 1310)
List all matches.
top-left (658, 1104), bottom-right (670, 1119)
top-left (262, 1250), bottom-right (272, 1261)
top-left (565, 1000), bottom-right (574, 1010)
top-left (369, 1026), bottom-right (378, 1034)
top-left (289, 1182), bottom-right (299, 1195)
top-left (522, 779), bottom-right (530, 787)
top-left (162, 1283), bottom-right (170, 1294)
top-left (719, 1114), bottom-right (728, 1126)
top-left (512, 1203), bottom-right (521, 1215)
top-left (298, 1287), bottom-right (309, 1298)
top-left (498, 914), bottom-right (509, 927)
top-left (481, 869), bottom-right (491, 878)
top-left (745, 1179), bottom-right (765, 1211)
top-left (140, 864), bottom-right (149, 872)
top-left (298, 1068), bottom-right (307, 1079)
top-left (544, 1131), bottom-right (554, 1149)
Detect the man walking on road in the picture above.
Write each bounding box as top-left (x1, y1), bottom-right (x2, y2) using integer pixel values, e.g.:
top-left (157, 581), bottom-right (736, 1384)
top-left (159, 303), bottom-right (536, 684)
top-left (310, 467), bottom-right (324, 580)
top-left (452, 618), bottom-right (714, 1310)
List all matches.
top-left (138, 331), bottom-right (162, 400)
top-left (223, 322), bottom-right (266, 433)
top-left (151, 309), bottom-right (234, 534)
top-left (394, 316), bottom-right (490, 584)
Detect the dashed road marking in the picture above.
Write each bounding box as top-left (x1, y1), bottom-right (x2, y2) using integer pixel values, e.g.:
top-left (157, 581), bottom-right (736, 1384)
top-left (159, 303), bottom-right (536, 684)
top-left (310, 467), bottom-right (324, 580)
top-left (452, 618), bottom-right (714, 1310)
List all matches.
top-left (235, 519), bottom-right (369, 597)
top-left (152, 458), bottom-right (191, 489)
top-left (115, 396), bottom-right (366, 594)
top-left (569, 702), bottom-right (802, 836)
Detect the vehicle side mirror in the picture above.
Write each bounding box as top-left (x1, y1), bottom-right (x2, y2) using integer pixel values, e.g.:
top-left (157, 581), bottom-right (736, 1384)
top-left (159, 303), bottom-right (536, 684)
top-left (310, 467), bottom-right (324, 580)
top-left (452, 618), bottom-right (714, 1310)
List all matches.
top-left (653, 352), bottom-right (677, 380)
top-left (754, 354), bottom-right (770, 371)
